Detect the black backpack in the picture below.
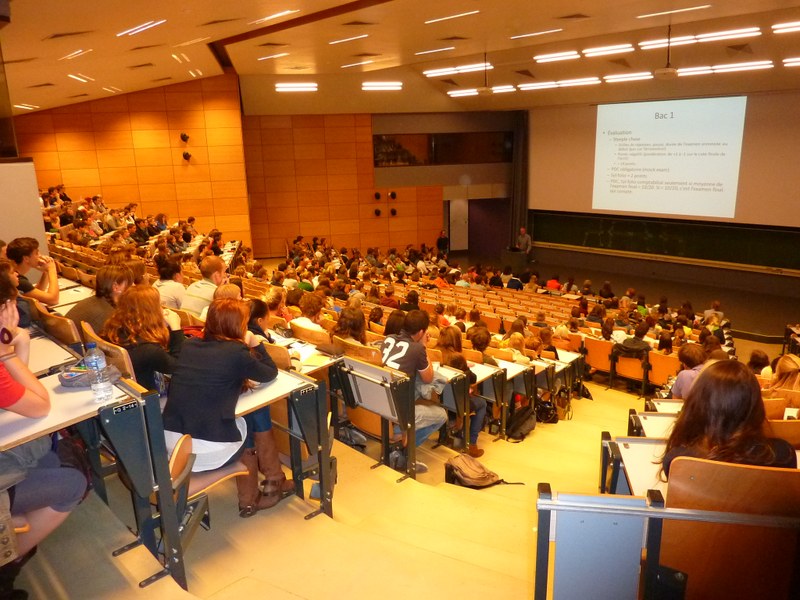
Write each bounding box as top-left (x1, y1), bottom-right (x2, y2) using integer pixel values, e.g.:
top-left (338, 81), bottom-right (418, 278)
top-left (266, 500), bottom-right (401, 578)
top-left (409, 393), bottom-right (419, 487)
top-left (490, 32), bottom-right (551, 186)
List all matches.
top-left (506, 405), bottom-right (537, 441)
top-left (536, 400), bottom-right (559, 424)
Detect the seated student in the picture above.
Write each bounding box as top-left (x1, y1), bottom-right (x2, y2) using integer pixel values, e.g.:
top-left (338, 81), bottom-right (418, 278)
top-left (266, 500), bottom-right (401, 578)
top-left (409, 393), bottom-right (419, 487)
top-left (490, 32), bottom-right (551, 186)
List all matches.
top-left (531, 312), bottom-right (548, 328)
top-left (545, 274), bottom-right (561, 290)
top-left (505, 332), bottom-right (531, 364)
top-left (766, 354), bottom-right (800, 395)
top-left (380, 310), bottom-right (447, 473)
top-left (0, 290), bottom-right (87, 598)
top-left (586, 303), bottom-right (606, 324)
top-left (291, 293), bottom-right (327, 333)
top-left (383, 309), bottom-right (406, 337)
top-left (264, 287), bottom-right (293, 324)
top-left (380, 285), bottom-right (400, 309)
top-left (331, 307), bottom-right (367, 344)
top-left (247, 299), bottom-right (275, 345)
top-left (66, 264), bottom-right (134, 335)
top-left (199, 283), bottom-right (242, 322)
top-left (468, 327), bottom-right (497, 366)
top-left (182, 255), bottom-right (226, 317)
top-left (671, 343), bottom-right (708, 399)
top-left (0, 262), bottom-right (31, 365)
top-left (488, 270), bottom-right (504, 289)
top-left (539, 327), bottom-right (559, 360)
top-left (5, 237), bottom-right (59, 306)
top-left (703, 300), bottom-right (724, 323)
top-left (746, 349), bottom-right (770, 376)
top-left (617, 322), bottom-right (652, 354)
top-left (101, 285), bottom-right (184, 392)
top-left (398, 289), bottom-right (420, 312)
top-left (162, 299), bottom-right (291, 517)
top-left (656, 331), bottom-right (674, 355)
top-left (660, 360), bottom-right (796, 478)
top-left (153, 257), bottom-right (185, 309)
top-left (501, 318), bottom-right (530, 343)
top-left (435, 327), bottom-right (487, 458)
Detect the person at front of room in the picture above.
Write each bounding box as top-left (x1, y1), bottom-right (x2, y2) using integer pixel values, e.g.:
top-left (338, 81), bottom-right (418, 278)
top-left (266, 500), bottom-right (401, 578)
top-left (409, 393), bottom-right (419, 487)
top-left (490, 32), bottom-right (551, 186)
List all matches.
top-left (516, 227), bottom-right (532, 260)
top-left (660, 360), bottom-right (796, 478)
top-left (162, 298), bottom-right (293, 517)
top-left (5, 238), bottom-right (59, 307)
top-left (436, 230), bottom-right (449, 256)
top-left (0, 276), bottom-right (87, 599)
top-left (380, 310), bottom-right (447, 474)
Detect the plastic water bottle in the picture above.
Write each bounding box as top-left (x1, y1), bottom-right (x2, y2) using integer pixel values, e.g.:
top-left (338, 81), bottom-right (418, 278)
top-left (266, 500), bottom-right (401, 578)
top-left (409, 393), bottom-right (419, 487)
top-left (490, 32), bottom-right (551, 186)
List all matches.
top-left (85, 342), bottom-right (114, 404)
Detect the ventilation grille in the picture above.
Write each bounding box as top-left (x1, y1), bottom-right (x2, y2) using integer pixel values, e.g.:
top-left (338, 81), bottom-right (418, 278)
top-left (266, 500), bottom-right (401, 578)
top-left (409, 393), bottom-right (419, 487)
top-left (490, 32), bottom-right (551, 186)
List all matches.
top-left (440, 36), bottom-right (468, 41)
top-left (28, 82), bottom-right (55, 88)
top-left (353, 52), bottom-right (380, 57)
top-left (130, 44), bottom-right (165, 51)
top-left (152, 76), bottom-right (173, 82)
top-left (4, 57), bottom-right (37, 65)
top-left (202, 18), bottom-right (240, 26)
top-left (557, 13), bottom-right (590, 20)
top-left (515, 69), bottom-right (536, 79)
top-left (68, 93), bottom-right (90, 98)
top-left (128, 63), bottom-right (155, 69)
top-left (343, 21), bottom-right (376, 26)
top-left (44, 31), bottom-right (93, 40)
top-left (258, 42), bottom-right (288, 47)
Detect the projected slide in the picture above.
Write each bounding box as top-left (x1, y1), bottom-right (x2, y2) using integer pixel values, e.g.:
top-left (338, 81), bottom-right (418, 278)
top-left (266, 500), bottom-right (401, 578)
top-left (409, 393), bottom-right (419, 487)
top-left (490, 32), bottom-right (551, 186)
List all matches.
top-left (592, 97), bottom-right (747, 219)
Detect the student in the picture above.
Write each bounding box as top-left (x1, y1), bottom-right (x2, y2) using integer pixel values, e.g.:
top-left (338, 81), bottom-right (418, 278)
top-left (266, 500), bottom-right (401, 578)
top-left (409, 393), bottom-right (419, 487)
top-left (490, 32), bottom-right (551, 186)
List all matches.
top-left (331, 308), bottom-right (367, 344)
top-left (380, 310), bottom-right (447, 473)
top-left (5, 237), bottom-right (59, 306)
top-left (66, 264), bottom-right (134, 334)
top-left (152, 257), bottom-right (185, 309)
top-left (671, 344), bottom-right (708, 399)
top-left (661, 360), bottom-right (796, 477)
top-left (182, 256), bottom-right (226, 317)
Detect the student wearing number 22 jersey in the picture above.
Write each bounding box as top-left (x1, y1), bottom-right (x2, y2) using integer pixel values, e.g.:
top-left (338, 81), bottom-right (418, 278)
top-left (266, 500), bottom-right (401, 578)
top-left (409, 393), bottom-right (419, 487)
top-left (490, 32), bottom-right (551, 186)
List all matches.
top-left (380, 310), bottom-right (447, 449)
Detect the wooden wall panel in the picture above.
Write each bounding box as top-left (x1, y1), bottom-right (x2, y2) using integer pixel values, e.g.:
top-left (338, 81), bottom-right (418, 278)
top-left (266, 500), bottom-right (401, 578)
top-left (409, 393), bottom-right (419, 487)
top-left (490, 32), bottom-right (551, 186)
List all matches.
top-left (15, 73), bottom-right (252, 247)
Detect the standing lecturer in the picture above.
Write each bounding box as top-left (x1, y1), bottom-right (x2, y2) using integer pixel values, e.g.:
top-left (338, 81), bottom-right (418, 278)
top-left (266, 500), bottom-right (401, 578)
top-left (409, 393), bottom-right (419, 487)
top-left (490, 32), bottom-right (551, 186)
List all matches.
top-left (516, 227), bottom-right (533, 261)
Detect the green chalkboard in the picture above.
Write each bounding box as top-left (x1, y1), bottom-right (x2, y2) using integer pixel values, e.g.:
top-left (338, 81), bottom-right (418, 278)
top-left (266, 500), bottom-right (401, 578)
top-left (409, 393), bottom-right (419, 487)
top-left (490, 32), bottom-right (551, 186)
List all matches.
top-left (531, 210), bottom-right (800, 271)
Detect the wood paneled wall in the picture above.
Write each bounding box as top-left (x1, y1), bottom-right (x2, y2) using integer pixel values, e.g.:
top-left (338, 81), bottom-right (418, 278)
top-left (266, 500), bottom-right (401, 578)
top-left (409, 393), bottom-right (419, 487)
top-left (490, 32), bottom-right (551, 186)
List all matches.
top-left (14, 74), bottom-right (252, 245)
top-left (242, 113), bottom-right (443, 257)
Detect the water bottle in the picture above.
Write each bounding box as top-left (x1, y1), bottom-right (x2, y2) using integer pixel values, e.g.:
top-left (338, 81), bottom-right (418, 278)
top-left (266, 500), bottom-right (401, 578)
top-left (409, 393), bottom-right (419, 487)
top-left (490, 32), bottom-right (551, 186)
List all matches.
top-left (85, 342), bottom-right (114, 404)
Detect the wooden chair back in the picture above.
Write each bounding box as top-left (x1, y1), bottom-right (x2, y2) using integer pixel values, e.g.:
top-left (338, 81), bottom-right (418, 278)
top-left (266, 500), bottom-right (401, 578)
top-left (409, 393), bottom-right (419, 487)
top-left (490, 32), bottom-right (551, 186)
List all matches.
top-left (368, 321), bottom-right (385, 334)
top-left (76, 270), bottom-right (96, 289)
top-left (762, 397), bottom-right (790, 420)
top-left (80, 321), bottom-right (136, 380)
top-left (332, 336), bottom-right (382, 365)
top-left (29, 297), bottom-right (82, 348)
top-left (462, 348), bottom-right (483, 363)
top-left (267, 315), bottom-right (288, 330)
top-left (615, 355), bottom-right (648, 382)
top-left (662, 457), bottom-right (800, 600)
top-left (648, 351), bottom-right (681, 387)
top-left (364, 330), bottom-right (384, 345)
top-left (319, 318), bottom-right (337, 334)
top-left (172, 307), bottom-right (205, 328)
top-left (484, 347), bottom-right (514, 362)
top-left (426, 347), bottom-right (443, 364)
top-left (773, 387), bottom-right (800, 408)
top-left (60, 265), bottom-right (79, 281)
top-left (584, 336), bottom-right (613, 373)
top-left (766, 419), bottom-right (800, 447)
top-left (290, 320), bottom-right (331, 346)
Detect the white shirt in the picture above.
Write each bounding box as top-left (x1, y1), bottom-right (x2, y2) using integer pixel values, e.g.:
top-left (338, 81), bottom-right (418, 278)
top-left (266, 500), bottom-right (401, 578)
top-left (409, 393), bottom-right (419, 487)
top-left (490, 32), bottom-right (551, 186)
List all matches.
top-left (154, 279), bottom-right (186, 309)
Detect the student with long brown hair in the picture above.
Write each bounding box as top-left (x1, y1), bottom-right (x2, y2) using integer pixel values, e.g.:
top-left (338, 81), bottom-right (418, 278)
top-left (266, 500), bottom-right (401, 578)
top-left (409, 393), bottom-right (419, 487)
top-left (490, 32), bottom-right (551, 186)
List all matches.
top-left (101, 284), bottom-right (184, 392)
top-left (331, 307), bottom-right (367, 344)
top-left (162, 298), bottom-right (292, 517)
top-left (436, 326), bottom-right (486, 458)
top-left (660, 360), bottom-right (796, 478)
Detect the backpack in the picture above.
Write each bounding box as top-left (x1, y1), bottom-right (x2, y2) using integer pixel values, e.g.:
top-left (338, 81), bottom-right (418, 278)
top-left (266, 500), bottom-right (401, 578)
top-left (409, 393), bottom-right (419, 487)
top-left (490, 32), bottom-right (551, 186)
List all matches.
top-left (444, 454), bottom-right (522, 489)
top-left (506, 405), bottom-right (537, 441)
top-left (536, 400), bottom-right (559, 424)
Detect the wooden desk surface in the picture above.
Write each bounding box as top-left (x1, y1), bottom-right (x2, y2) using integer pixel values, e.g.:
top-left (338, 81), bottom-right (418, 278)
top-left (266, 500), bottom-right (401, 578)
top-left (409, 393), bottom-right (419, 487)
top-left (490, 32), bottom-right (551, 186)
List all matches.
top-left (0, 374), bottom-right (127, 451)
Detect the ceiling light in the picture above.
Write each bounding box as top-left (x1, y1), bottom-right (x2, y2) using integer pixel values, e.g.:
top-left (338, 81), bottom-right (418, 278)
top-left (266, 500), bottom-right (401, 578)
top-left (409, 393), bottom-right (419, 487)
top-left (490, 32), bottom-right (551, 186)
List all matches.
top-left (711, 60), bottom-right (772, 73)
top-left (362, 81), bottom-right (403, 91)
top-left (558, 77), bottom-right (601, 87)
top-left (637, 4), bottom-right (711, 19)
top-left (58, 49), bottom-right (93, 61)
top-left (696, 27), bottom-right (761, 42)
top-left (639, 35), bottom-right (697, 50)
top-left (329, 34), bottom-right (368, 45)
top-left (341, 60), bottom-right (373, 69)
top-left (102, 86), bottom-right (123, 93)
top-left (447, 89), bottom-right (479, 97)
top-left (171, 53), bottom-right (190, 64)
top-left (414, 46), bottom-right (455, 56)
top-left (677, 66), bottom-right (714, 76)
top-left (491, 85), bottom-right (516, 94)
top-left (173, 37), bottom-right (210, 47)
top-left (425, 10), bottom-right (479, 25)
top-left (510, 28), bottom-right (562, 40)
top-left (518, 81), bottom-right (558, 90)
top-left (258, 53), bottom-right (289, 61)
top-left (13, 104), bottom-right (39, 110)
top-left (604, 72), bottom-right (654, 82)
top-left (783, 57), bottom-right (800, 66)
top-left (249, 10), bottom-right (300, 25)
top-left (773, 21), bottom-right (800, 34)
top-left (67, 73), bottom-right (94, 83)
top-left (187, 69), bottom-right (203, 78)
top-left (583, 44), bottom-right (634, 58)
top-left (534, 50), bottom-right (580, 63)
top-left (275, 82), bottom-right (317, 92)
top-left (423, 62), bottom-right (492, 77)
top-left (116, 19), bottom-right (167, 37)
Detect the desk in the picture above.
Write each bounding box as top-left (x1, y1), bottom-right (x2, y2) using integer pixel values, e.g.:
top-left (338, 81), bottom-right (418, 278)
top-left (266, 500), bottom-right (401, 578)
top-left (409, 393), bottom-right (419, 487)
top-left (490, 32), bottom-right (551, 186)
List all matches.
top-left (28, 330), bottom-right (80, 377)
top-left (57, 277), bottom-right (80, 291)
top-left (269, 333), bottom-right (341, 376)
top-left (646, 399), bottom-right (683, 413)
top-left (629, 412), bottom-right (677, 439)
top-left (235, 370), bottom-right (315, 417)
top-left (52, 285), bottom-right (95, 311)
top-left (602, 435), bottom-right (667, 497)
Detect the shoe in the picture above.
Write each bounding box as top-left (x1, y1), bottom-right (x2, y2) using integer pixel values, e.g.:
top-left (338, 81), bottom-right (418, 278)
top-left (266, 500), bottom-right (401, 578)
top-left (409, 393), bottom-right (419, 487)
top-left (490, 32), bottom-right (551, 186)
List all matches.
top-left (237, 449), bottom-right (285, 517)
top-left (414, 461), bottom-right (429, 474)
top-left (389, 449), bottom-right (406, 471)
top-left (254, 430), bottom-right (294, 497)
top-left (468, 445), bottom-right (484, 458)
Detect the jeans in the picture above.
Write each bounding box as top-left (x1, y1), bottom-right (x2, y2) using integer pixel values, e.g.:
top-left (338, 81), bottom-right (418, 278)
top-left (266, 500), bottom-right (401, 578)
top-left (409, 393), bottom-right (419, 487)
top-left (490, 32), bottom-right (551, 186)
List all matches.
top-left (469, 395), bottom-right (487, 445)
top-left (395, 403), bottom-right (447, 447)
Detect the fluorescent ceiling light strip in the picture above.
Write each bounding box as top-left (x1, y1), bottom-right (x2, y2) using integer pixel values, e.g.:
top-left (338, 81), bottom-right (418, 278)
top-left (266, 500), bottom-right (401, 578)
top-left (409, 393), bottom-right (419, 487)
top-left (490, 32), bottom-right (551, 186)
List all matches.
top-left (117, 19), bottom-right (166, 37)
top-left (423, 62), bottom-right (492, 77)
top-left (510, 28), bottom-right (562, 40)
top-left (518, 82), bottom-right (558, 90)
top-left (604, 72), bottom-right (653, 82)
top-left (172, 54), bottom-right (183, 63)
top-left (13, 104), bottom-right (39, 110)
top-left (712, 60), bottom-right (772, 73)
top-left (249, 10), bottom-right (299, 25)
top-left (329, 34), bottom-right (368, 45)
top-left (677, 66), bottom-right (714, 76)
top-left (362, 81), bottom-right (403, 90)
top-left (59, 49), bottom-right (93, 60)
top-left (414, 46), bottom-right (455, 56)
top-left (68, 73), bottom-right (90, 82)
top-left (639, 36), bottom-right (697, 49)
top-left (275, 83), bottom-right (317, 92)
top-left (491, 85), bottom-right (516, 94)
top-left (637, 4), bottom-right (711, 19)
top-left (341, 60), bottom-right (373, 68)
top-left (783, 57), bottom-right (800, 66)
top-left (425, 10), bottom-right (479, 25)
top-left (696, 27), bottom-right (760, 42)
top-left (102, 87), bottom-right (118, 93)
top-left (773, 21), bottom-right (800, 33)
top-left (583, 44), bottom-right (634, 57)
top-left (173, 37), bottom-right (210, 47)
top-left (447, 89), bottom-right (479, 97)
top-left (558, 77), bottom-right (601, 87)
top-left (534, 51), bottom-right (579, 63)
top-left (259, 53), bottom-right (289, 61)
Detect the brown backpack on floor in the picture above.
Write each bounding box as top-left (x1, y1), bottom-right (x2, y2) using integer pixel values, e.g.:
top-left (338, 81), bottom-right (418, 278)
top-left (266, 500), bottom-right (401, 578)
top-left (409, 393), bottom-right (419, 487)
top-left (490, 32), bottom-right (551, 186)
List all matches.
top-left (444, 455), bottom-right (523, 489)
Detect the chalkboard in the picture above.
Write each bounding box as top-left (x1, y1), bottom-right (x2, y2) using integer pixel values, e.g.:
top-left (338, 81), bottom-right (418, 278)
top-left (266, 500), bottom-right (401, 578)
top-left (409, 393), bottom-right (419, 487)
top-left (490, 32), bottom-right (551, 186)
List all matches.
top-left (531, 210), bottom-right (800, 271)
